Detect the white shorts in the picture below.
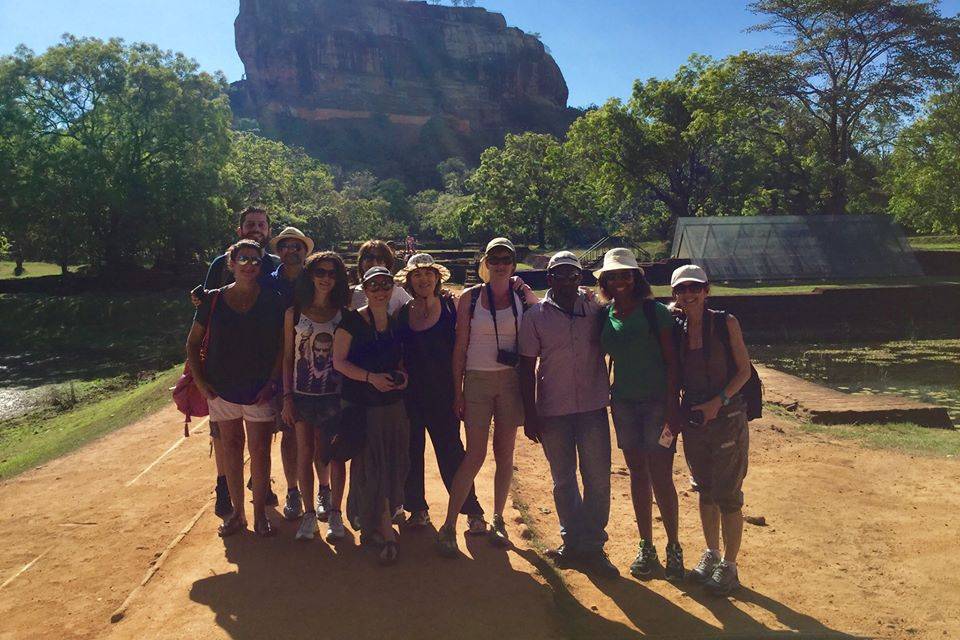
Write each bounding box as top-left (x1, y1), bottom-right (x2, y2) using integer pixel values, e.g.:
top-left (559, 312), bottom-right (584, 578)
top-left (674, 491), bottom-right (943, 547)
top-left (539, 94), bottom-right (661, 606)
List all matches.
top-left (208, 396), bottom-right (276, 423)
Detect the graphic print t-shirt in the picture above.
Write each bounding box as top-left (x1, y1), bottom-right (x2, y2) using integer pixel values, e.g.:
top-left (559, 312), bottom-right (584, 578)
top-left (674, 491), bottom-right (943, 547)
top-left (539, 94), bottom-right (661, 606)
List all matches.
top-left (293, 311), bottom-right (343, 396)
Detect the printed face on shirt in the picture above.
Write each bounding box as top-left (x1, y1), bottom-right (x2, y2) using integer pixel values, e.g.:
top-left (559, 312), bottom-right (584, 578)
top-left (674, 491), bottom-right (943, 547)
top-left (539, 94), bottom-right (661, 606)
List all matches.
top-left (313, 332), bottom-right (333, 363)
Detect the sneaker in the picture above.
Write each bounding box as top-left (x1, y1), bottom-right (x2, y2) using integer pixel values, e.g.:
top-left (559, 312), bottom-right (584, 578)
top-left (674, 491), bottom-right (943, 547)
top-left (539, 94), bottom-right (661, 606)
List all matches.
top-left (489, 514), bottom-right (510, 547)
top-left (295, 511), bottom-right (318, 540)
top-left (283, 489), bottom-right (303, 521)
top-left (325, 510), bottom-right (346, 543)
top-left (583, 549), bottom-right (621, 579)
top-left (665, 541), bottom-right (686, 582)
top-left (316, 486), bottom-right (332, 522)
top-left (705, 560), bottom-right (740, 596)
top-left (689, 549), bottom-right (721, 584)
top-left (629, 540), bottom-right (660, 579)
top-left (214, 476), bottom-right (232, 519)
top-left (544, 544), bottom-right (580, 567)
top-left (436, 524), bottom-right (459, 558)
top-left (391, 506), bottom-right (406, 526)
top-left (406, 510), bottom-right (431, 528)
top-left (466, 515), bottom-right (488, 536)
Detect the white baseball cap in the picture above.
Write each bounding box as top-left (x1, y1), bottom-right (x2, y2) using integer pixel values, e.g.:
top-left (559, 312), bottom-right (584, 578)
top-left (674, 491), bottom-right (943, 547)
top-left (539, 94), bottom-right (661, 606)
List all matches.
top-left (547, 251), bottom-right (582, 271)
top-left (670, 264), bottom-right (709, 288)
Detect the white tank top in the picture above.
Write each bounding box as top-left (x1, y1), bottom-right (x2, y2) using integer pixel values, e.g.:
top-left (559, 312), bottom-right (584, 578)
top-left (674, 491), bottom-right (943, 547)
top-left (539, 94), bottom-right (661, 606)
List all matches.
top-left (466, 289), bottom-right (523, 372)
top-left (293, 310), bottom-right (342, 395)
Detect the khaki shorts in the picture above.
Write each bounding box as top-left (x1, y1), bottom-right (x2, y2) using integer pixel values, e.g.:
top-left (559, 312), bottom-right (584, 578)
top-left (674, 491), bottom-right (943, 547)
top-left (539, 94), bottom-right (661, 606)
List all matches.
top-left (463, 369), bottom-right (525, 430)
top-left (682, 402), bottom-right (749, 514)
top-left (208, 396), bottom-right (276, 423)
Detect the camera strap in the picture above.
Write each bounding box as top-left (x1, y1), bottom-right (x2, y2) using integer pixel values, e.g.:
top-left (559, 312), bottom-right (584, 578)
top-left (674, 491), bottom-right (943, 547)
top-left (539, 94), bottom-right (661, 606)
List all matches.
top-left (486, 284), bottom-right (519, 353)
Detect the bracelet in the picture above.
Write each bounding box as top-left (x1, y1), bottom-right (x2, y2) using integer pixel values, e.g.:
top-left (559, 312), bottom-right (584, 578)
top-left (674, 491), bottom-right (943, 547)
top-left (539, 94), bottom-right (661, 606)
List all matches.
top-left (365, 371), bottom-right (370, 383)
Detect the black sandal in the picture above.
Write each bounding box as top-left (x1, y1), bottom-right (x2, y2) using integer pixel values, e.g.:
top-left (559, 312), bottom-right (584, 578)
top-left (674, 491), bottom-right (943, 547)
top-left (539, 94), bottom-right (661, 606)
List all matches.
top-left (254, 516), bottom-right (276, 537)
top-left (379, 541), bottom-right (399, 566)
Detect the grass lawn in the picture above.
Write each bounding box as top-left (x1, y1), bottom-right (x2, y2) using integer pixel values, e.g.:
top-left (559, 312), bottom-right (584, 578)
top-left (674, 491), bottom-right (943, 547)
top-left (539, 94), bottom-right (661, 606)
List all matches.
top-left (0, 366), bottom-right (181, 479)
top-left (0, 261), bottom-right (72, 279)
top-left (908, 235), bottom-right (960, 252)
top-left (650, 275), bottom-right (959, 297)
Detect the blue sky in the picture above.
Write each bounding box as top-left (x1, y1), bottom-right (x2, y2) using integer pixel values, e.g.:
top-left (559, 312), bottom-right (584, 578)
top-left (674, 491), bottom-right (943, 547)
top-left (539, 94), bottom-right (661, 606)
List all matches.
top-left (2, 0), bottom-right (959, 107)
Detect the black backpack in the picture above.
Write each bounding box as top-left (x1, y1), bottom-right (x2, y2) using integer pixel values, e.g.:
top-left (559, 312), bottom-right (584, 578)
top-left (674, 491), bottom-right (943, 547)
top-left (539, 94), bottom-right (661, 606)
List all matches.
top-left (710, 310), bottom-right (763, 421)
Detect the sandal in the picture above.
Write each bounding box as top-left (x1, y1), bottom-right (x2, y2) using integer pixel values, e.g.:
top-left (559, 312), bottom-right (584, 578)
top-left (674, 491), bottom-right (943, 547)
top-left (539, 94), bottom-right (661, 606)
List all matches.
top-left (379, 541), bottom-right (399, 566)
top-left (436, 524), bottom-right (459, 558)
top-left (466, 515), bottom-right (489, 536)
top-left (218, 514), bottom-right (245, 538)
top-left (254, 516), bottom-right (276, 537)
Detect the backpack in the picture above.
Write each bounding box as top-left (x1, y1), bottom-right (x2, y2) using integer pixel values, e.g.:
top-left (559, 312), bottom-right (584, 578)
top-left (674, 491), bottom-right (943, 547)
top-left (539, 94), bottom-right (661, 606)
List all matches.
top-left (468, 283), bottom-right (531, 318)
top-left (710, 310), bottom-right (763, 421)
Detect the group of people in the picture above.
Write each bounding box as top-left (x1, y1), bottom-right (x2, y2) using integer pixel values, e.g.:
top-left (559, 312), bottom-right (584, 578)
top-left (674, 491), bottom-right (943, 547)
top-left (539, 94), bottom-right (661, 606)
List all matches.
top-left (184, 205), bottom-right (754, 595)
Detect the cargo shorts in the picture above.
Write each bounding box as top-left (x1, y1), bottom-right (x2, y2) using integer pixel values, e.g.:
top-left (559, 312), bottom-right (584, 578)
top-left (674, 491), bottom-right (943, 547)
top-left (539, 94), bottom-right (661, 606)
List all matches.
top-left (682, 401), bottom-right (749, 514)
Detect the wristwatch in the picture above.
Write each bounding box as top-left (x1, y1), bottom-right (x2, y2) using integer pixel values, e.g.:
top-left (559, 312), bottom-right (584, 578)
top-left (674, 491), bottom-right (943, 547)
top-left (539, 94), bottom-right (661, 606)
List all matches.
top-left (719, 391), bottom-right (730, 407)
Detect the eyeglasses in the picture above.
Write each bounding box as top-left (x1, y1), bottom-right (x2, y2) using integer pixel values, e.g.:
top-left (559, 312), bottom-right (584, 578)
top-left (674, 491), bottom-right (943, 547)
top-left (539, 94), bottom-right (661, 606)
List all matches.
top-left (363, 279), bottom-right (394, 292)
top-left (549, 270), bottom-right (582, 281)
top-left (234, 256), bottom-right (262, 266)
top-left (278, 241), bottom-right (305, 251)
top-left (673, 282), bottom-right (706, 293)
top-left (486, 256), bottom-right (514, 266)
top-left (311, 267), bottom-right (338, 279)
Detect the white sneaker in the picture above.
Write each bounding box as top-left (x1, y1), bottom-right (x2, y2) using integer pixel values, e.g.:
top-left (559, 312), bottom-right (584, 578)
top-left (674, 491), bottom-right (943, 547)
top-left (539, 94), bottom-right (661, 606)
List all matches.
top-left (326, 510), bottom-right (346, 543)
top-left (295, 511), bottom-right (318, 540)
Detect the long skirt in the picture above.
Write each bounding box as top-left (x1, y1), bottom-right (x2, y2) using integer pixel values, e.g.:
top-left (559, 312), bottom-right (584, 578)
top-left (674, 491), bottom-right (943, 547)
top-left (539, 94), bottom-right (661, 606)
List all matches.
top-left (346, 400), bottom-right (411, 534)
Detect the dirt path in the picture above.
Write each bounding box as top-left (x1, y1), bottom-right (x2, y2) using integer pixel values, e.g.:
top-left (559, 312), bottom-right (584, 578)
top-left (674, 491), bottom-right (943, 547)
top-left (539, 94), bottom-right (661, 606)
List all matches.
top-left (0, 404), bottom-right (957, 639)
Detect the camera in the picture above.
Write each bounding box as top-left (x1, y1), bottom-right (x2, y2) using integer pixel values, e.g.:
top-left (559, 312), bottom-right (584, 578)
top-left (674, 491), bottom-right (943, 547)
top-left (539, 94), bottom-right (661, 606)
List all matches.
top-left (388, 370), bottom-right (407, 387)
top-left (496, 349), bottom-right (519, 368)
top-left (685, 409), bottom-right (705, 428)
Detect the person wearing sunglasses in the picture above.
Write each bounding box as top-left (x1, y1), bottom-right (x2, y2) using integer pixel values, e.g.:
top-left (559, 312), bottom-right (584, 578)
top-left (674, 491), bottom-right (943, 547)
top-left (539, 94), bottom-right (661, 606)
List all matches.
top-left (597, 248), bottom-right (685, 581)
top-left (265, 227), bottom-right (316, 524)
top-left (670, 264), bottom-right (753, 596)
top-left (333, 266), bottom-right (410, 566)
top-left (517, 251), bottom-right (618, 577)
top-left (280, 252), bottom-right (352, 542)
top-left (186, 239), bottom-right (286, 538)
top-left (350, 240), bottom-right (412, 314)
top-left (192, 206), bottom-right (281, 521)
top-left (436, 237), bottom-right (538, 557)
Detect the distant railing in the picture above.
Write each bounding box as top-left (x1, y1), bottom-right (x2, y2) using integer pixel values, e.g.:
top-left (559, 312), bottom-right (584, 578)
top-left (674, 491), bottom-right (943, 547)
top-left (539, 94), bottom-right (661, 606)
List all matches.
top-left (578, 237), bottom-right (653, 268)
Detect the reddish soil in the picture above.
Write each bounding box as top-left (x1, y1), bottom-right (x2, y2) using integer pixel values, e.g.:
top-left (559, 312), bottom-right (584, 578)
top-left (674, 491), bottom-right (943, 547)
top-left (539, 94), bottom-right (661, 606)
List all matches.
top-left (0, 404), bottom-right (957, 639)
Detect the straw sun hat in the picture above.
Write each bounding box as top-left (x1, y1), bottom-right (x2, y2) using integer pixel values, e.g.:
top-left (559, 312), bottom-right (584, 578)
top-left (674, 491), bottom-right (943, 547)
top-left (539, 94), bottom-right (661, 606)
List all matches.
top-left (269, 226), bottom-right (315, 254)
top-left (394, 253), bottom-right (451, 283)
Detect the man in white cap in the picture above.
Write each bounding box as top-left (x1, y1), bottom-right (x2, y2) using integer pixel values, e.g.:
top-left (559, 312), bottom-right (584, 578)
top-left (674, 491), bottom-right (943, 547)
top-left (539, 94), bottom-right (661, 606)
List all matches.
top-left (518, 251), bottom-right (618, 577)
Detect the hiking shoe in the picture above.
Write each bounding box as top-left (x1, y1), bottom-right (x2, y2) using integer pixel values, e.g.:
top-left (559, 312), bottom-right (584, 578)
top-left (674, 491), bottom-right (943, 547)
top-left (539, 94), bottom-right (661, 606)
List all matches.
top-left (316, 486), bottom-right (332, 522)
top-left (665, 541), bottom-right (686, 582)
top-left (629, 540), bottom-right (660, 579)
top-left (392, 506), bottom-right (406, 526)
top-left (545, 544), bottom-right (580, 567)
top-left (689, 549), bottom-right (721, 584)
top-left (489, 514), bottom-right (510, 547)
top-left (295, 511), bottom-right (318, 540)
top-left (406, 510), bottom-right (431, 528)
top-left (436, 525), bottom-right (459, 558)
top-left (705, 560), bottom-right (741, 596)
top-left (584, 549), bottom-right (620, 579)
top-left (466, 515), bottom-right (488, 535)
top-left (214, 476), bottom-right (232, 519)
top-left (325, 510), bottom-right (346, 543)
top-left (283, 489), bottom-right (303, 521)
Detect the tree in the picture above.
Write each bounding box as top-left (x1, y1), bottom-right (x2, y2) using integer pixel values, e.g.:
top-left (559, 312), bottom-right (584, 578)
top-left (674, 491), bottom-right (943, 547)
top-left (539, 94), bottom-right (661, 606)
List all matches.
top-left (887, 86), bottom-right (960, 233)
top-left (467, 132), bottom-right (591, 246)
top-left (745, 0), bottom-right (960, 214)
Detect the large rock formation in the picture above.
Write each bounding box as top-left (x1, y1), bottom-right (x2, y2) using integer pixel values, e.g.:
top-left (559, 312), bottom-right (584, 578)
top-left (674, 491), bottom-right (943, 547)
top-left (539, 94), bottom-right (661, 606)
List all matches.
top-left (230, 0), bottom-right (577, 186)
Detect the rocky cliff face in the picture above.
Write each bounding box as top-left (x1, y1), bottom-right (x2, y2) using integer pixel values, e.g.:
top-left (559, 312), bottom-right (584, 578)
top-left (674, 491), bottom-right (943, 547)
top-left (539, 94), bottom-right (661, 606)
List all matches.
top-left (231, 0), bottom-right (576, 186)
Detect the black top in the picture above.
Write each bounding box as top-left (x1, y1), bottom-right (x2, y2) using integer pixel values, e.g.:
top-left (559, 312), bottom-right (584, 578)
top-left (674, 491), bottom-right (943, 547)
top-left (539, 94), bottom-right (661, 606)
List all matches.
top-left (398, 298), bottom-right (457, 409)
top-left (337, 308), bottom-right (403, 407)
top-left (194, 286), bottom-right (285, 405)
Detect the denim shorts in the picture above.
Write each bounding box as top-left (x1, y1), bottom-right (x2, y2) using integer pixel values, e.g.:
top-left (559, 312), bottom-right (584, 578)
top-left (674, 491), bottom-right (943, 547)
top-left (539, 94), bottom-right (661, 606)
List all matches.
top-left (609, 398), bottom-right (673, 453)
top-left (293, 394), bottom-right (341, 432)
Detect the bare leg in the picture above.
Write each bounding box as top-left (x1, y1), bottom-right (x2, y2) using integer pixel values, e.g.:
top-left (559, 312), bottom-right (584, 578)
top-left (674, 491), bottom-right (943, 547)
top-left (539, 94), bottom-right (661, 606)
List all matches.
top-left (491, 422), bottom-right (518, 516)
top-left (295, 421), bottom-right (316, 512)
top-left (246, 421), bottom-right (274, 524)
top-left (441, 424), bottom-right (489, 531)
top-left (721, 510), bottom-right (743, 563)
top-left (219, 419), bottom-right (246, 522)
top-left (212, 422), bottom-right (227, 475)
top-left (280, 428), bottom-right (298, 493)
top-left (700, 500), bottom-right (721, 551)
top-left (379, 498), bottom-right (396, 542)
top-left (648, 451), bottom-right (679, 545)
top-left (622, 448), bottom-right (653, 542)
top-left (330, 459), bottom-right (346, 511)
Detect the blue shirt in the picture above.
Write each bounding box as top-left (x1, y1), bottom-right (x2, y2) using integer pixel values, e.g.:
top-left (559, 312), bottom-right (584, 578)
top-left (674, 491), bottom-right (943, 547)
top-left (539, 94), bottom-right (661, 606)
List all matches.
top-left (264, 264), bottom-right (297, 308)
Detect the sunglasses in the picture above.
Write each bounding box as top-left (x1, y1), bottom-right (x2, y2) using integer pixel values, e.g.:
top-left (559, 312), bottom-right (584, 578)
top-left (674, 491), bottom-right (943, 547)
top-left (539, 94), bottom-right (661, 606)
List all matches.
top-left (673, 282), bottom-right (706, 294)
top-left (311, 267), bottom-right (338, 279)
top-left (486, 256), bottom-right (514, 266)
top-left (278, 241), bottom-right (305, 251)
top-left (234, 255), bottom-right (262, 266)
top-left (549, 270), bottom-right (582, 281)
top-left (363, 278), bottom-right (394, 292)
top-left (604, 271), bottom-right (634, 282)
